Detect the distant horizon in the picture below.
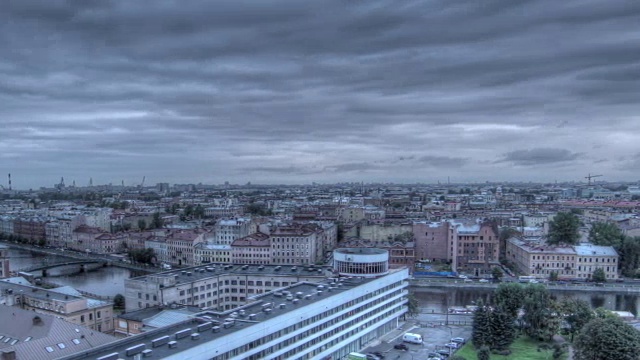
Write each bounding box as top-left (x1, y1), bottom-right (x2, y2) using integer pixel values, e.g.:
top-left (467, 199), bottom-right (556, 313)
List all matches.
top-left (4, 176), bottom-right (638, 192)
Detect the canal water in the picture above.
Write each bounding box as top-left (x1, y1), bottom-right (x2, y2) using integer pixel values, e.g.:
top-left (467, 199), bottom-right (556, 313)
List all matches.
top-left (5, 247), bottom-right (640, 314)
top-left (6, 247), bottom-right (137, 297)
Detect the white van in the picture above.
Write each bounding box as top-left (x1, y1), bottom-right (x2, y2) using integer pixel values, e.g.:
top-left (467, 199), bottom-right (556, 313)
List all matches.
top-left (402, 332), bottom-right (423, 344)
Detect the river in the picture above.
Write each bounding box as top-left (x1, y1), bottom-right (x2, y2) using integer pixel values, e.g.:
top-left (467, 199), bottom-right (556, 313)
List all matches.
top-left (6, 247), bottom-right (136, 297)
top-left (5, 247), bottom-right (640, 314)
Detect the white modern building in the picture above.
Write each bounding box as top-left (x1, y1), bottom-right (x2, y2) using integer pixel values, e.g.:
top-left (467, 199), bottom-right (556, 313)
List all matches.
top-left (334, 248), bottom-right (390, 278)
top-left (64, 268), bottom-right (409, 360)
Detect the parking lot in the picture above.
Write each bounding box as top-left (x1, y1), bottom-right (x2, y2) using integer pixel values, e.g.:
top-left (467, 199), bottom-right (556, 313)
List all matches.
top-left (361, 318), bottom-right (472, 359)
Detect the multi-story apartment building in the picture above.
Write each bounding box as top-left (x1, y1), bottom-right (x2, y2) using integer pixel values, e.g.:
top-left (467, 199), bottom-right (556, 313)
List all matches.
top-left (73, 267), bottom-right (409, 360)
top-left (506, 239), bottom-right (618, 280)
top-left (506, 238), bottom-right (577, 279)
top-left (13, 216), bottom-right (47, 243)
top-left (270, 224), bottom-right (322, 265)
top-left (231, 232), bottom-right (271, 264)
top-left (214, 218), bottom-right (252, 245)
top-left (0, 281), bottom-right (114, 333)
top-left (165, 229), bottom-right (207, 266)
top-left (0, 215), bottom-right (14, 236)
top-left (70, 225), bottom-right (106, 252)
top-left (451, 220), bottom-right (499, 275)
top-left (413, 221), bottom-right (451, 263)
top-left (194, 243), bottom-right (232, 264)
top-left (575, 244), bottom-right (619, 280)
top-left (82, 208), bottom-right (113, 231)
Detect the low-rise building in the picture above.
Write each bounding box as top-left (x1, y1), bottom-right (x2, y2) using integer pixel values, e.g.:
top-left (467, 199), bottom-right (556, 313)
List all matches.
top-left (231, 232), bottom-right (271, 264)
top-left (0, 281), bottom-right (114, 334)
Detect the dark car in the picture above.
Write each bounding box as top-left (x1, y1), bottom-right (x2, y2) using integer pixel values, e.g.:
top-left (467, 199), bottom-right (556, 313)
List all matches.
top-left (372, 351), bottom-right (385, 359)
top-left (436, 349), bottom-right (451, 357)
top-left (393, 343), bottom-right (408, 351)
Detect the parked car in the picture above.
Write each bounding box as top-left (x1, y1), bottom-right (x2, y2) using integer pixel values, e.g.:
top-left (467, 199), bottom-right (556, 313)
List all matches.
top-left (427, 352), bottom-right (444, 359)
top-left (451, 337), bottom-right (466, 345)
top-left (435, 349), bottom-right (451, 357)
top-left (393, 343), bottom-right (408, 351)
top-left (372, 351), bottom-right (385, 359)
top-left (444, 342), bottom-right (459, 349)
top-left (479, 278), bottom-right (490, 283)
top-left (366, 354), bottom-right (380, 360)
top-left (458, 274), bottom-right (468, 279)
top-left (463, 278), bottom-right (473, 282)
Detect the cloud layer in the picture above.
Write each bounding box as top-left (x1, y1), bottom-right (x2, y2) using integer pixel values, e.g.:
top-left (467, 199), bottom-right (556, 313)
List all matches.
top-left (1, 0), bottom-right (639, 188)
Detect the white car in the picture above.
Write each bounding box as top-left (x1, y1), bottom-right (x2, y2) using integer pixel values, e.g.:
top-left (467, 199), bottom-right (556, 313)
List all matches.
top-left (458, 274), bottom-right (468, 279)
top-left (444, 342), bottom-right (459, 349)
top-left (479, 279), bottom-right (490, 283)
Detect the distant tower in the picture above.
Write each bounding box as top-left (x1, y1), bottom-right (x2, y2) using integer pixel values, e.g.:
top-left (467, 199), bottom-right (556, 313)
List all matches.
top-left (89, 178), bottom-right (93, 187)
top-left (7, 173), bottom-right (11, 191)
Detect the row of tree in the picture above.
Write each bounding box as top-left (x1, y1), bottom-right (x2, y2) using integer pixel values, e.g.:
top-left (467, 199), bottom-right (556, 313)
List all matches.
top-left (589, 221), bottom-right (640, 277)
top-left (471, 282), bottom-right (640, 359)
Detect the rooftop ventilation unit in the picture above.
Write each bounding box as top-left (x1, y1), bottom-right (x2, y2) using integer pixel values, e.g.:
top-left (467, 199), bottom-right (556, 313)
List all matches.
top-left (317, 291), bottom-right (323, 296)
top-left (212, 326), bottom-right (220, 333)
top-left (152, 336), bottom-right (170, 348)
top-left (295, 292), bottom-right (304, 299)
top-left (142, 349), bottom-right (153, 357)
top-left (248, 314), bottom-right (257, 320)
top-left (304, 294), bottom-right (312, 300)
top-left (261, 303), bottom-right (272, 309)
top-left (239, 310), bottom-right (246, 317)
top-left (175, 329), bottom-right (192, 340)
top-left (168, 341), bottom-right (178, 349)
top-left (264, 308), bottom-right (272, 315)
top-left (279, 303), bottom-right (286, 309)
top-left (125, 344), bottom-right (146, 357)
top-left (191, 333), bottom-right (200, 341)
top-left (292, 299), bottom-right (299, 305)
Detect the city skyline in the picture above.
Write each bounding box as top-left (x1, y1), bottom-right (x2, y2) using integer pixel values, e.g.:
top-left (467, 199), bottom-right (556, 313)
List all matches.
top-left (1, 1), bottom-right (639, 189)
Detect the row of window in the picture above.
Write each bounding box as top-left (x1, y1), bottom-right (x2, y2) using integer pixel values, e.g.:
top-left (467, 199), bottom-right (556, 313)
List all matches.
top-left (212, 281), bottom-right (406, 360)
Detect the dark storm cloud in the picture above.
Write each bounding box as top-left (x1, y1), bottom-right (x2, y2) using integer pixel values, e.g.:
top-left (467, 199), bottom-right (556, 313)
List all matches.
top-left (418, 156), bottom-right (469, 168)
top-left (497, 148), bottom-right (582, 166)
top-left (1, 0), bottom-right (639, 187)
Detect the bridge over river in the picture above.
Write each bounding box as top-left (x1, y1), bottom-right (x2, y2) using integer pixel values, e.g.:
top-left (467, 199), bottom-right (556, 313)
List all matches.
top-left (15, 260), bottom-right (109, 277)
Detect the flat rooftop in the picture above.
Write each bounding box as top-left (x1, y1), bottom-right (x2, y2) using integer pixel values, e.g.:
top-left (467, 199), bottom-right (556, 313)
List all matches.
top-left (128, 263), bottom-right (332, 287)
top-left (62, 275), bottom-right (380, 360)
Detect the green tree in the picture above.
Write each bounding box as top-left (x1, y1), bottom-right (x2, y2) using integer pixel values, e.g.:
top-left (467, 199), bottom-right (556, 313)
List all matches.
top-left (574, 316), bottom-right (640, 360)
top-left (137, 219), bottom-right (147, 231)
top-left (560, 298), bottom-right (594, 342)
top-left (477, 346), bottom-right (491, 360)
top-left (406, 292), bottom-right (419, 318)
top-left (589, 222), bottom-right (625, 247)
top-left (151, 212), bottom-right (164, 229)
top-left (113, 294), bottom-right (126, 309)
top-left (619, 236), bottom-right (640, 277)
top-left (492, 283), bottom-right (524, 320)
top-left (489, 308), bottom-right (516, 350)
top-left (549, 271), bottom-right (559, 282)
top-left (522, 284), bottom-right (559, 341)
top-left (592, 268), bottom-right (606, 282)
top-left (492, 267), bottom-right (504, 281)
top-left (547, 212), bottom-right (581, 245)
top-left (194, 205), bottom-right (205, 219)
top-left (472, 300), bottom-right (492, 348)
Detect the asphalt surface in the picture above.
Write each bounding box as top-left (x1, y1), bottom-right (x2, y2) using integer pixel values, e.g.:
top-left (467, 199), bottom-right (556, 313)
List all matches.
top-left (361, 314), bottom-right (472, 360)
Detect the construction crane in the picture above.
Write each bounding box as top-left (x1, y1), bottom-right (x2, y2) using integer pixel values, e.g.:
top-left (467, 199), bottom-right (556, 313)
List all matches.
top-left (585, 173), bottom-right (603, 185)
top-left (140, 176), bottom-right (145, 188)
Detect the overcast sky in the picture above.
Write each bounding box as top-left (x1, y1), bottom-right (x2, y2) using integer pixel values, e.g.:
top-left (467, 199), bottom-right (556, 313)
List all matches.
top-left (1, 0), bottom-right (639, 189)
